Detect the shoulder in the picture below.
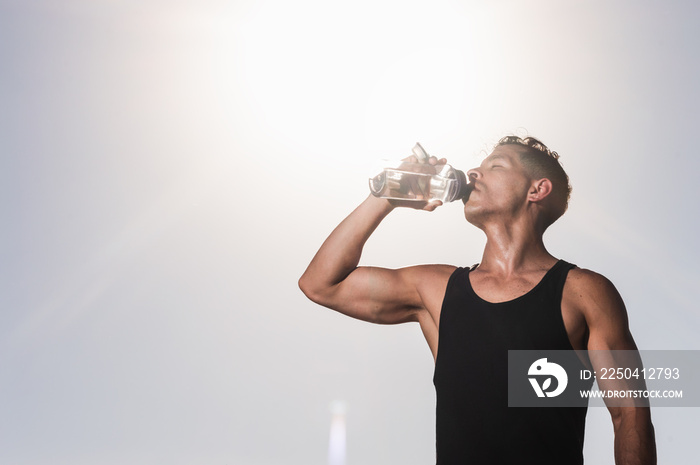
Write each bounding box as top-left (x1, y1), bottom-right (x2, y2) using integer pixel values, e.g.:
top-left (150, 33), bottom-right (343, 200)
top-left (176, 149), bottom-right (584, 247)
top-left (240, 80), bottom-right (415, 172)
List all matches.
top-left (400, 264), bottom-right (457, 313)
top-left (399, 263), bottom-right (458, 281)
top-left (563, 266), bottom-right (628, 322)
top-left (400, 264), bottom-right (458, 294)
top-left (564, 267), bottom-right (638, 351)
top-left (565, 266), bottom-right (618, 296)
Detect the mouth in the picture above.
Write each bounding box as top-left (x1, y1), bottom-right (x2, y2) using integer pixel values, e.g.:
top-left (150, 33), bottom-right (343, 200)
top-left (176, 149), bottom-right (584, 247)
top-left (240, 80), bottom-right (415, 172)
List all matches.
top-left (461, 182), bottom-right (477, 204)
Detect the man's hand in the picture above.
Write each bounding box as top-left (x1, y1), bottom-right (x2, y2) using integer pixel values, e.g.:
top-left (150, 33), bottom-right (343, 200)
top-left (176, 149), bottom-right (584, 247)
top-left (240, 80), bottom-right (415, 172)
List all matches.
top-left (386, 155), bottom-right (449, 211)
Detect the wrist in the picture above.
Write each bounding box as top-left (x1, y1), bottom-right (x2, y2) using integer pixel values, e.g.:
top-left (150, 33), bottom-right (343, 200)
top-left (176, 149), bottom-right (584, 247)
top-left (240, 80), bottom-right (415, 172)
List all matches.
top-left (364, 194), bottom-right (395, 215)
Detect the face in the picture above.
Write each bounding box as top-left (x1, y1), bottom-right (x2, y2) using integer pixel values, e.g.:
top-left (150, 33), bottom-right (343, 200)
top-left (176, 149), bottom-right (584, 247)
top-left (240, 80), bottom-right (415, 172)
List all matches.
top-left (463, 145), bottom-right (533, 227)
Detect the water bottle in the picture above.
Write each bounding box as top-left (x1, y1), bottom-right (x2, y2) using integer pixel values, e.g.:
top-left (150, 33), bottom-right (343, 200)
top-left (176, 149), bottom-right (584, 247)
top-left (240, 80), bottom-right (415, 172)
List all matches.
top-left (369, 143), bottom-right (471, 203)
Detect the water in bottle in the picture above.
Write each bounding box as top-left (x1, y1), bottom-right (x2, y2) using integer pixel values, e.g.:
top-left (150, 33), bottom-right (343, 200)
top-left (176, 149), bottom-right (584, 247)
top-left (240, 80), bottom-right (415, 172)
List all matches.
top-left (369, 143), bottom-right (472, 203)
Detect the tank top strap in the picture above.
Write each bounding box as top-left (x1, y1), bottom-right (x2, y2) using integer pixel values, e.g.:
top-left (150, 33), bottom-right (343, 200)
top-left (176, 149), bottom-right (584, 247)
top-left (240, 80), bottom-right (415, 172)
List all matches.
top-left (545, 259), bottom-right (576, 302)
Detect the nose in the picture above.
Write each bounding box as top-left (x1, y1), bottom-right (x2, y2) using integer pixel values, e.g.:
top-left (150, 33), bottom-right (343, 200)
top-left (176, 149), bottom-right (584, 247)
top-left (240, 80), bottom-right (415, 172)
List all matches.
top-left (466, 167), bottom-right (482, 182)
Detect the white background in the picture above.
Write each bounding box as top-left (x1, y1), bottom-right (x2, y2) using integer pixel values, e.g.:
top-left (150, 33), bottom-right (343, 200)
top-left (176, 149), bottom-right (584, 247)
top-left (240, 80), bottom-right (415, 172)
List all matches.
top-left (2, 0), bottom-right (698, 463)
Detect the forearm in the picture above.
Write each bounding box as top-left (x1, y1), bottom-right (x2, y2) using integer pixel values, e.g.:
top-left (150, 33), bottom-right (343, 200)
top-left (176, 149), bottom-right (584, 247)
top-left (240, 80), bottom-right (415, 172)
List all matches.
top-left (299, 195), bottom-right (393, 300)
top-left (613, 409), bottom-right (656, 465)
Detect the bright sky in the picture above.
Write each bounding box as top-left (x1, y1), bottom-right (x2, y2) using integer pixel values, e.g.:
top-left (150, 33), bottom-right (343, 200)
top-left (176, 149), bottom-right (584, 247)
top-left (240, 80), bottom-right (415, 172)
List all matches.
top-left (2, 0), bottom-right (699, 464)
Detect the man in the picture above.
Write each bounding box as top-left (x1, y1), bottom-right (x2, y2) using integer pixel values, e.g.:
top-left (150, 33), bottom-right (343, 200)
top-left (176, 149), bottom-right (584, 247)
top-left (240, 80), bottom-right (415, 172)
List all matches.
top-left (299, 136), bottom-right (656, 464)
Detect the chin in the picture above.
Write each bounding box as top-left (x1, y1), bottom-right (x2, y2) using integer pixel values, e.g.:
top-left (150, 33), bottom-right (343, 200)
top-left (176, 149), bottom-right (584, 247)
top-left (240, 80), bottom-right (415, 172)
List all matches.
top-left (465, 201), bottom-right (496, 229)
top-left (463, 206), bottom-right (482, 227)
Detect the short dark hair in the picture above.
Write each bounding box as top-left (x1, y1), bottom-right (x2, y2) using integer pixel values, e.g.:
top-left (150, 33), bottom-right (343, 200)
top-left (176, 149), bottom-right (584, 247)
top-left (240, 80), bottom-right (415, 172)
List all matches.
top-left (496, 135), bottom-right (571, 227)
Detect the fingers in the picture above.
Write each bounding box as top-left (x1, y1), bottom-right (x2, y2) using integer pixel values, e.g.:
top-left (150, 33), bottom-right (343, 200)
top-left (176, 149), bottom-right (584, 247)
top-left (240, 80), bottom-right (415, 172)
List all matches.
top-left (423, 200), bottom-right (443, 211)
top-left (405, 155), bottom-right (448, 166)
top-left (428, 156), bottom-right (447, 165)
top-left (387, 198), bottom-right (443, 211)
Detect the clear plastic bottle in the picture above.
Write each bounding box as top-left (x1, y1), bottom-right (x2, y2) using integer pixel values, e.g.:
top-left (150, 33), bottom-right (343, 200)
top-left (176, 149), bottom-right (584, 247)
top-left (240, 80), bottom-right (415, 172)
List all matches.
top-left (369, 143), bottom-right (471, 203)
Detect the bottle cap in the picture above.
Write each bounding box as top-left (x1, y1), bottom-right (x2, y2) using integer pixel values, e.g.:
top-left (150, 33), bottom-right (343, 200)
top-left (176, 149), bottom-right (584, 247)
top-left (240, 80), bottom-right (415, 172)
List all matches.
top-left (455, 170), bottom-right (475, 204)
top-left (412, 142), bottom-right (429, 162)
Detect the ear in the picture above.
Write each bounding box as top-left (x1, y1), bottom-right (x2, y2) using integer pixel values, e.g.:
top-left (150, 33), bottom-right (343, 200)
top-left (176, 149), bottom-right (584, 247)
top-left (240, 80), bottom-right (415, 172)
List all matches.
top-left (528, 178), bottom-right (553, 203)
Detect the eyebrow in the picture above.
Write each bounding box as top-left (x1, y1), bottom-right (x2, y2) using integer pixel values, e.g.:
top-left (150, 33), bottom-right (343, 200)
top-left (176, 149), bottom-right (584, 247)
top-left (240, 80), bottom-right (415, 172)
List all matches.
top-left (484, 154), bottom-right (508, 164)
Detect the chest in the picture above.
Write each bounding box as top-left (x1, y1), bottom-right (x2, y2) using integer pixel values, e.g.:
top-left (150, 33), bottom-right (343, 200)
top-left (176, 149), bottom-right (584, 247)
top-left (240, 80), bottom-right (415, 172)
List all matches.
top-left (468, 271), bottom-right (543, 303)
top-left (466, 270), bottom-right (588, 351)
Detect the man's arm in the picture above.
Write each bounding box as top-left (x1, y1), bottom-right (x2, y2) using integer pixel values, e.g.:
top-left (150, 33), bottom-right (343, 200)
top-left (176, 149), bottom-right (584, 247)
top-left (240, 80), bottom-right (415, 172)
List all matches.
top-left (565, 269), bottom-right (657, 465)
top-left (298, 194), bottom-right (449, 325)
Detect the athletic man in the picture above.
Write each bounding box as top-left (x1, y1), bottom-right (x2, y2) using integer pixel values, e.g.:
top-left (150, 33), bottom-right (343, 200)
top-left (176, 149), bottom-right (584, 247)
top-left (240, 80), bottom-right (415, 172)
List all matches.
top-left (299, 136), bottom-right (656, 464)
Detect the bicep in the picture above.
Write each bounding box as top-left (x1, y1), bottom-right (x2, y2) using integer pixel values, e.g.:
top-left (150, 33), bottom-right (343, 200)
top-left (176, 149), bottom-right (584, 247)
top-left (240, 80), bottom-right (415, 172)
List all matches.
top-left (311, 265), bottom-right (426, 324)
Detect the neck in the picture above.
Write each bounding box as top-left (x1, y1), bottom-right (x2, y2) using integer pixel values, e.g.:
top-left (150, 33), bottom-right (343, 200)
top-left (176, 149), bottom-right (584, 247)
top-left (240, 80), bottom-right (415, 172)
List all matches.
top-left (477, 218), bottom-right (555, 275)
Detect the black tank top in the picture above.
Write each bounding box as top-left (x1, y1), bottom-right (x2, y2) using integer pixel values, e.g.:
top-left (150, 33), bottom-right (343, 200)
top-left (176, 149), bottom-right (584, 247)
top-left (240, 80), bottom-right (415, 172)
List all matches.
top-left (434, 260), bottom-right (589, 464)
